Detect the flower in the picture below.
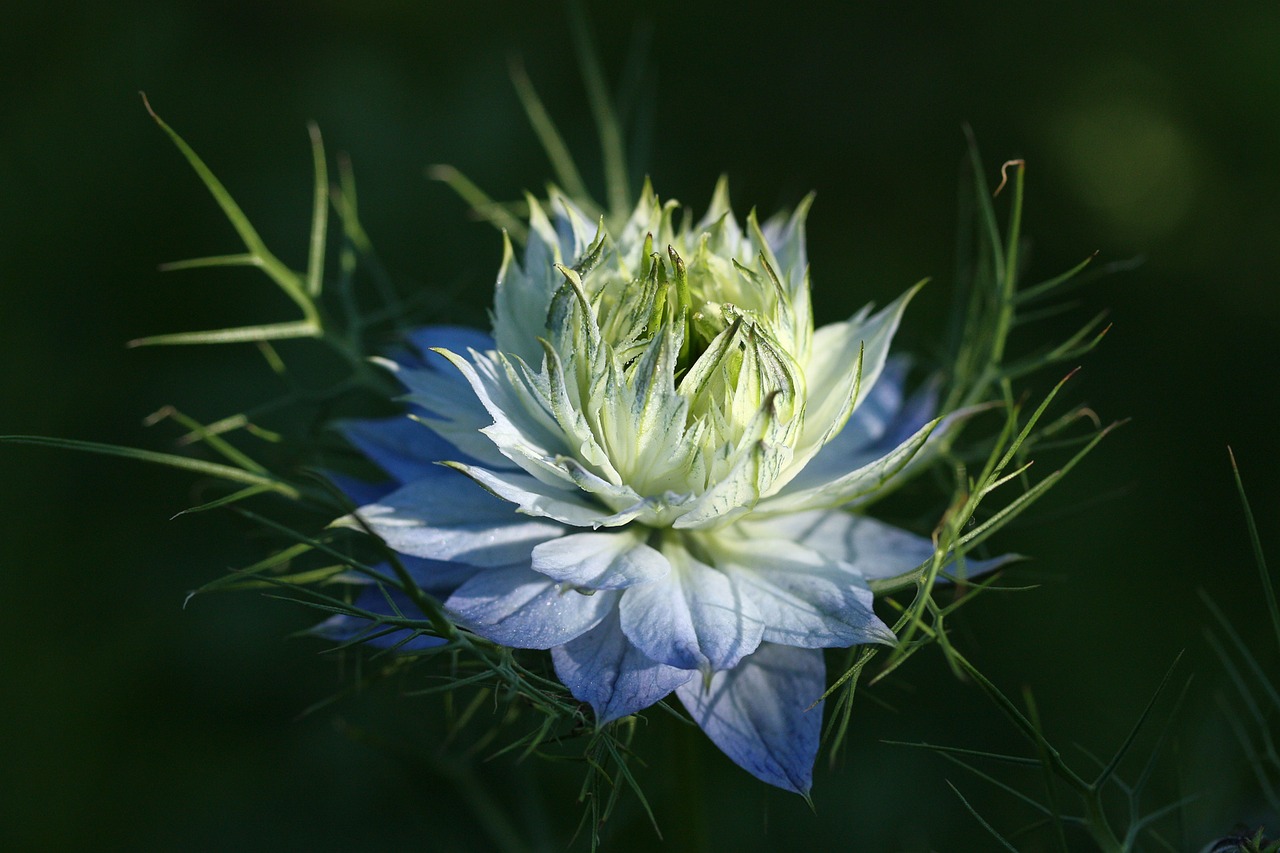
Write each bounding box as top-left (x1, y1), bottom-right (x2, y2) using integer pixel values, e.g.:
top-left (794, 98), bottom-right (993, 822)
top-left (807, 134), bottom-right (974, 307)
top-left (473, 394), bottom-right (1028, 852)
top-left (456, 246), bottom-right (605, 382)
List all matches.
top-left (325, 181), bottom-right (1001, 794)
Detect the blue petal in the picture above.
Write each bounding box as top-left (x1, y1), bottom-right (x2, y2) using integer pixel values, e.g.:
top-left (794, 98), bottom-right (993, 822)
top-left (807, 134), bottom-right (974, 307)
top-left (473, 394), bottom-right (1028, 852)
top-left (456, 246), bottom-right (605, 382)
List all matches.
top-left (354, 465), bottom-right (564, 568)
top-left (397, 325), bottom-right (496, 370)
top-left (324, 470), bottom-right (395, 506)
top-left (397, 555), bottom-right (484, 598)
top-left (446, 566), bottom-right (618, 649)
top-left (551, 609), bottom-right (695, 724)
top-left (312, 585), bottom-right (446, 652)
top-left (337, 415), bottom-right (454, 485)
top-left (344, 325), bottom-right (511, 483)
top-left (676, 643), bottom-right (826, 795)
top-left (618, 543), bottom-right (764, 671)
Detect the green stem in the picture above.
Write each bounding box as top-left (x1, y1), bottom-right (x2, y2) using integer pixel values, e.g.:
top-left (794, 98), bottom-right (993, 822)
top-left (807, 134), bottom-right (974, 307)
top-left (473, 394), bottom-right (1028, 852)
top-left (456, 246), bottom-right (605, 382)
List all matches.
top-left (990, 161), bottom-right (1025, 368)
top-left (1082, 789), bottom-right (1125, 853)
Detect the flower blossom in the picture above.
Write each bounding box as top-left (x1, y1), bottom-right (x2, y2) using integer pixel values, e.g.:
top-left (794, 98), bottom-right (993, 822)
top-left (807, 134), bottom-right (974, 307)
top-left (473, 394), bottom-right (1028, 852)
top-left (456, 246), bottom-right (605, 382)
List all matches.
top-left (324, 181), bottom-right (1001, 794)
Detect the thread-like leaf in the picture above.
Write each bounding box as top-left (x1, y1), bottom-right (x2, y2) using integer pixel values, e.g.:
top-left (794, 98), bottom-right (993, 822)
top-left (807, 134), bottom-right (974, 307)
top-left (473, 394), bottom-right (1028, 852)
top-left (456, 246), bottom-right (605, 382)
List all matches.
top-left (128, 319), bottom-right (320, 348)
top-left (509, 58), bottom-right (594, 207)
top-left (1, 435), bottom-right (298, 497)
top-left (140, 93), bottom-right (314, 318)
top-left (947, 781), bottom-right (1021, 852)
top-left (1229, 447), bottom-right (1280, 660)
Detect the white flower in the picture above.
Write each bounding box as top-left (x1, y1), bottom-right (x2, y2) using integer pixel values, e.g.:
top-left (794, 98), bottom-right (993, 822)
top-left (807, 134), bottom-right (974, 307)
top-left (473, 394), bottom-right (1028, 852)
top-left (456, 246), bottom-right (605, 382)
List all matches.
top-left (326, 181), bottom-right (1002, 793)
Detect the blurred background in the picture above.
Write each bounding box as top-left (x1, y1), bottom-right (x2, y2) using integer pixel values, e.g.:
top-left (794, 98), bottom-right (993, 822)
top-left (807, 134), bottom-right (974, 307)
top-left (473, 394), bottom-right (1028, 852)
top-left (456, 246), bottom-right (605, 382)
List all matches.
top-left (4, 2), bottom-right (1279, 850)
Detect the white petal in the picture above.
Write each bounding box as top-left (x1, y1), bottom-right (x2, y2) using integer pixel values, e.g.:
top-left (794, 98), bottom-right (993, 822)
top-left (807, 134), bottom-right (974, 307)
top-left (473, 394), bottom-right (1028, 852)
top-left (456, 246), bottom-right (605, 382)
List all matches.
top-left (493, 200), bottom-right (562, 365)
top-left (431, 347), bottom-right (581, 477)
top-left (532, 529), bottom-right (669, 589)
top-left (825, 356), bottom-right (911, 453)
top-left (797, 286), bottom-right (920, 457)
top-left (671, 439), bottom-right (765, 530)
top-left (760, 194), bottom-right (813, 299)
top-left (754, 416), bottom-right (940, 514)
top-left (449, 462), bottom-right (643, 528)
top-left (673, 397), bottom-right (793, 530)
top-left (676, 643), bottom-right (825, 795)
top-left (844, 399), bottom-right (988, 508)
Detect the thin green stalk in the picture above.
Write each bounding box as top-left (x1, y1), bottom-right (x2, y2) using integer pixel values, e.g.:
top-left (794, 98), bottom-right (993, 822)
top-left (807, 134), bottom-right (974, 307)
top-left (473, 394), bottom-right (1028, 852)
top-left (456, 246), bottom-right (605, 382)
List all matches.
top-left (305, 122), bottom-right (329, 298)
top-left (140, 92), bottom-right (319, 327)
top-left (1023, 686), bottom-right (1072, 853)
top-left (1229, 447), bottom-right (1280, 658)
top-left (0, 435), bottom-right (298, 498)
top-left (991, 160), bottom-right (1026, 367)
top-left (568, 2), bottom-right (629, 221)
top-left (1081, 790), bottom-right (1125, 853)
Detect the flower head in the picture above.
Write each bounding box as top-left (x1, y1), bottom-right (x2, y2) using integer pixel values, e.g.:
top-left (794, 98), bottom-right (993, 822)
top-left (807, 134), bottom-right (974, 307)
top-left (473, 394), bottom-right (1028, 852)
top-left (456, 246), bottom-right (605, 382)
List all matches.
top-left (329, 182), bottom-right (1000, 794)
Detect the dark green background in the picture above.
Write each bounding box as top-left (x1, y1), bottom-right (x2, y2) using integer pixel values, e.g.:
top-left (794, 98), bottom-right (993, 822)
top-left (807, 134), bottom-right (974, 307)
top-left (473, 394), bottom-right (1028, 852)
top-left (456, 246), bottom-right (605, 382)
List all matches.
top-left (4, 2), bottom-right (1279, 850)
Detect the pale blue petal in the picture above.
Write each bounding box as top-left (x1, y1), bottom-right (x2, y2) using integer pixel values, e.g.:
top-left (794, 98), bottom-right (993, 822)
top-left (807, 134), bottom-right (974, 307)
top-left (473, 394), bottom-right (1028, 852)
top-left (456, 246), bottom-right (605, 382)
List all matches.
top-left (531, 529), bottom-right (669, 590)
top-left (742, 509), bottom-right (1013, 581)
top-left (713, 537), bottom-right (895, 648)
top-left (785, 380), bottom-right (983, 512)
top-left (844, 397), bottom-right (988, 509)
top-left (551, 609), bottom-right (695, 724)
top-left (335, 328), bottom-right (503, 499)
top-left (312, 586), bottom-right (446, 652)
top-left (834, 377), bottom-right (940, 483)
top-left (618, 545), bottom-right (764, 671)
top-left (676, 643), bottom-right (825, 795)
top-left (446, 566), bottom-right (617, 649)
top-left (875, 374), bottom-right (938, 450)
top-left (331, 556), bottom-right (485, 598)
top-left (386, 325), bottom-right (502, 458)
top-left (759, 196), bottom-right (811, 296)
top-left (354, 466), bottom-right (564, 568)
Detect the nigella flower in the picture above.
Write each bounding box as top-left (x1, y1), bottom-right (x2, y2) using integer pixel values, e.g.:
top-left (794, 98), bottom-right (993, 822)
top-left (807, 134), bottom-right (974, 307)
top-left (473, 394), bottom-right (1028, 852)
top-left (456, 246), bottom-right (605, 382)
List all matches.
top-left (326, 181), bottom-right (1001, 794)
